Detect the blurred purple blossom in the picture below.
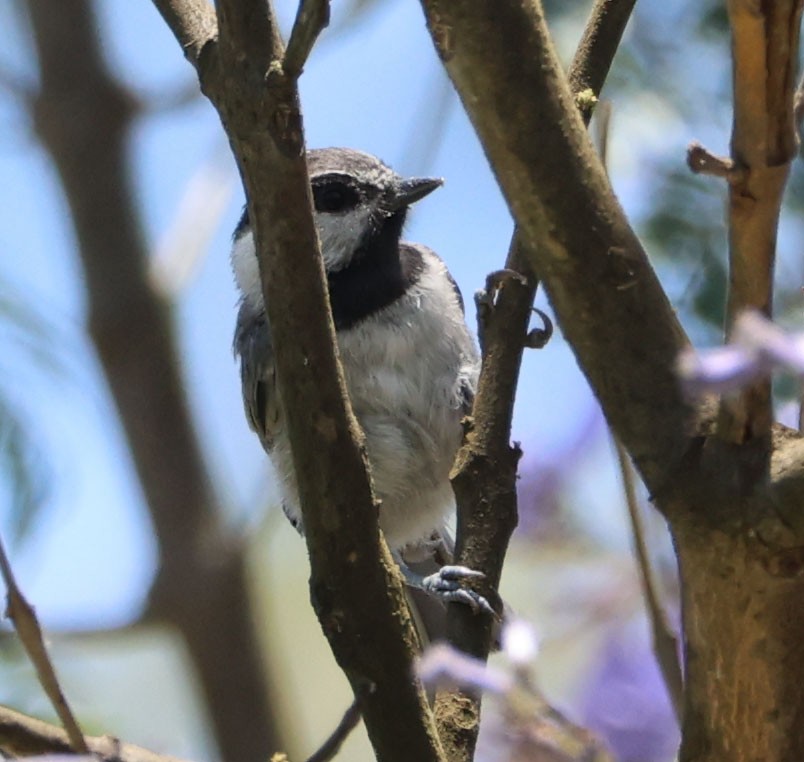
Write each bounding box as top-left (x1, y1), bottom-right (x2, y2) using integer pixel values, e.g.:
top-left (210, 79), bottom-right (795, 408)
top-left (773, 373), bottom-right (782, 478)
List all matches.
top-left (417, 642), bottom-right (514, 695)
top-left (416, 621), bottom-right (540, 696)
top-left (678, 310), bottom-right (804, 396)
top-left (420, 625), bottom-right (614, 762)
top-left (516, 409), bottom-right (605, 539)
top-left (580, 625), bottom-right (679, 762)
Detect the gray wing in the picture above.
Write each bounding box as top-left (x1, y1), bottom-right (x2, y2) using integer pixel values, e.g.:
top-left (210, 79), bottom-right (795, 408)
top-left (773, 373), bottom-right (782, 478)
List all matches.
top-left (233, 300), bottom-right (279, 451)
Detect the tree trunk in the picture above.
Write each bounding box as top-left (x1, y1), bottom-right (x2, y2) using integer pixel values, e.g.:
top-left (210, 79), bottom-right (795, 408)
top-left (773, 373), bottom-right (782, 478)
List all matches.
top-left (676, 513), bottom-right (804, 762)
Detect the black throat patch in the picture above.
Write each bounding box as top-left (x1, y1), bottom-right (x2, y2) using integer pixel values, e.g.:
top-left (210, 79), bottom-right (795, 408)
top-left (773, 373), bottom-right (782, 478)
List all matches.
top-left (327, 211), bottom-right (424, 330)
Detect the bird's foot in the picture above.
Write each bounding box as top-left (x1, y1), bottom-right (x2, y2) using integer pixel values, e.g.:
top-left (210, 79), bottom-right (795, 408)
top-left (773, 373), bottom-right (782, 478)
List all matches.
top-left (415, 565), bottom-right (496, 617)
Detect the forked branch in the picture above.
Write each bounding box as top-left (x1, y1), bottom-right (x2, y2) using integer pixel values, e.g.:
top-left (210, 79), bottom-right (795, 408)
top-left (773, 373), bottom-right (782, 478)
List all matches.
top-left (418, 0), bottom-right (691, 500)
top-left (153, 2), bottom-right (444, 761)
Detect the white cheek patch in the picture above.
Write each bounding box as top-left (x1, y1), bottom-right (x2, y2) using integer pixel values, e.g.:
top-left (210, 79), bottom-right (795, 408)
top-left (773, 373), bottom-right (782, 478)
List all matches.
top-left (315, 207), bottom-right (375, 271)
top-left (231, 205), bottom-right (377, 308)
top-left (231, 231), bottom-right (263, 306)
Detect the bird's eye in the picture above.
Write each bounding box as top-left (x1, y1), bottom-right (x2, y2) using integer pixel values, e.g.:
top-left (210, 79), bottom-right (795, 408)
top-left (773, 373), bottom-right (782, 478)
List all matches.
top-left (313, 181), bottom-right (359, 213)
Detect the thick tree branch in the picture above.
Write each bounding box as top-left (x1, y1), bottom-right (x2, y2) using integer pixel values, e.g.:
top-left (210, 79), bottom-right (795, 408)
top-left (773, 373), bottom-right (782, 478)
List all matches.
top-left (434, 3), bottom-right (640, 758)
top-left (418, 0), bottom-right (692, 500)
top-left (0, 704), bottom-right (188, 762)
top-left (718, 0), bottom-right (803, 447)
top-left (157, 2), bottom-right (445, 761)
top-left (24, 2), bottom-right (281, 760)
top-left (151, 0), bottom-right (217, 67)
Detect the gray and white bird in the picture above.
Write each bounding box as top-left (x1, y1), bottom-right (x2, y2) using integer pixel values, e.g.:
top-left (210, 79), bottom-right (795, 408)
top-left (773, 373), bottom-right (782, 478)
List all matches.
top-left (231, 147), bottom-right (490, 614)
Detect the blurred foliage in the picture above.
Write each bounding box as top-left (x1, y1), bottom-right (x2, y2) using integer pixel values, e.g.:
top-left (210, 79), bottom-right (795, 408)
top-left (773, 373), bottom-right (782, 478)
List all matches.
top-left (0, 398), bottom-right (46, 543)
top-left (0, 275), bottom-right (63, 543)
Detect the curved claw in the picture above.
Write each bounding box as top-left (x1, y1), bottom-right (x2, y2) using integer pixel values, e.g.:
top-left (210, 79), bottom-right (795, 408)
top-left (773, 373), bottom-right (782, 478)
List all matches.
top-left (421, 566), bottom-right (496, 617)
top-left (438, 565), bottom-right (485, 581)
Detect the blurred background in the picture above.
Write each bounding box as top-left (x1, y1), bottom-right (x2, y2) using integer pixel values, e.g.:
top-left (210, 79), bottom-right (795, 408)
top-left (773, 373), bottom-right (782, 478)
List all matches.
top-left (1, 1), bottom-right (803, 760)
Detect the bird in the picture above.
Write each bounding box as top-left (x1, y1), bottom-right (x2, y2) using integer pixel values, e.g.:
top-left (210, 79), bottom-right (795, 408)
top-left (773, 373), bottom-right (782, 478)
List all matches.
top-left (231, 147), bottom-right (491, 618)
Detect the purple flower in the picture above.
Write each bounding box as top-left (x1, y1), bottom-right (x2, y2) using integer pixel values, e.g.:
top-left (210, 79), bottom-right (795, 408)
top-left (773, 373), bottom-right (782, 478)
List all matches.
top-left (678, 310), bottom-right (804, 396)
top-left (580, 626), bottom-right (679, 762)
top-left (416, 643), bottom-right (513, 695)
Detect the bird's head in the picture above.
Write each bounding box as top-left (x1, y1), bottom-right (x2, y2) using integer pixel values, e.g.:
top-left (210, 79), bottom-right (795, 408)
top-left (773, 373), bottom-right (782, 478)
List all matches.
top-left (231, 147), bottom-right (442, 306)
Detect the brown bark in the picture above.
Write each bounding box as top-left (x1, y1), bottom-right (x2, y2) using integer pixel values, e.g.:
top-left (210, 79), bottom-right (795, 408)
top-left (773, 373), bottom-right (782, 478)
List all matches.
top-left (433, 4), bottom-right (640, 759)
top-left (0, 703), bottom-right (189, 762)
top-left (415, 1), bottom-right (804, 760)
top-left (153, 1), bottom-right (446, 760)
top-left (23, 2), bottom-right (282, 760)
top-left (418, 0), bottom-right (693, 499)
top-left (719, 0), bottom-right (803, 446)
top-left (676, 515), bottom-right (804, 762)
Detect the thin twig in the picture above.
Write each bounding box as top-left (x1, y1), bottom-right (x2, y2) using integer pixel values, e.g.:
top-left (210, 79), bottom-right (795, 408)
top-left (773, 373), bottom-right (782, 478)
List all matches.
top-left (686, 141), bottom-right (744, 182)
top-left (568, 0), bottom-right (638, 123)
top-left (0, 703), bottom-right (188, 761)
top-left (0, 532), bottom-right (89, 752)
top-left (283, 0), bottom-right (331, 79)
top-left (434, 2), bottom-right (642, 759)
top-left (305, 684), bottom-right (373, 762)
top-left (613, 438), bottom-right (684, 723)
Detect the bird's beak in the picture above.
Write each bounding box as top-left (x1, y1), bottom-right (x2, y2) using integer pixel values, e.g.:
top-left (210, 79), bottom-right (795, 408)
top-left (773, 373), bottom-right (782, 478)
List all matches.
top-left (389, 176), bottom-right (444, 210)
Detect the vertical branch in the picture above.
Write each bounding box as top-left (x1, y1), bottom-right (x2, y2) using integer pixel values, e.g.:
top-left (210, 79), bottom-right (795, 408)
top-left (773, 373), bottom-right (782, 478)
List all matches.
top-left (719, 0), bottom-right (803, 445)
top-left (158, 2), bottom-right (445, 760)
top-left (568, 0), bottom-right (638, 123)
top-left (436, 245), bottom-right (536, 759)
top-left (433, 2), bottom-right (639, 759)
top-left (23, 2), bottom-right (282, 760)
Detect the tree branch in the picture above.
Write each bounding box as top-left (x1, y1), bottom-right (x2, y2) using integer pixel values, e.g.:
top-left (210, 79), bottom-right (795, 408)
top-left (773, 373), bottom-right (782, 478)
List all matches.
top-left (284, 0), bottom-right (331, 79)
top-left (305, 685), bottom-right (371, 762)
top-left (418, 0), bottom-right (692, 500)
top-left (24, 2), bottom-right (282, 759)
top-left (0, 704), bottom-right (188, 762)
top-left (687, 141), bottom-right (743, 181)
top-left (150, 0), bottom-right (217, 67)
top-left (156, 1), bottom-right (445, 760)
top-left (568, 0), bottom-right (638, 120)
top-left (433, 2), bottom-right (640, 758)
top-left (718, 0), bottom-right (803, 447)
top-left (434, 251), bottom-right (533, 761)
top-left (0, 532), bottom-right (88, 753)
